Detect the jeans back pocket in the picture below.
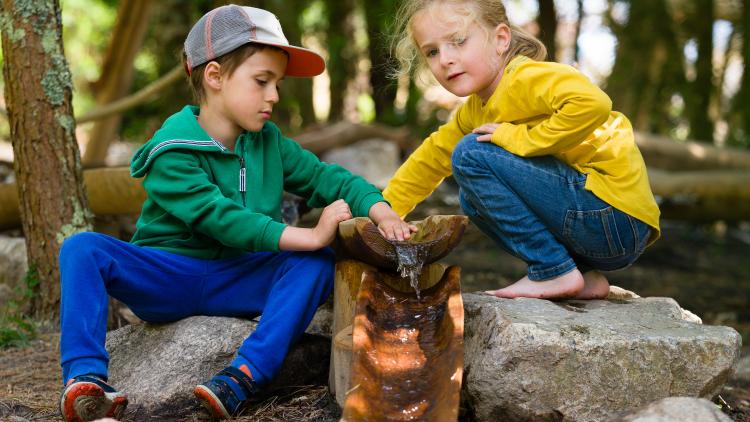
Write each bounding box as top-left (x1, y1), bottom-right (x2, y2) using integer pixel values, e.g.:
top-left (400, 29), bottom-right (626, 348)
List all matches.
top-left (562, 207), bottom-right (626, 259)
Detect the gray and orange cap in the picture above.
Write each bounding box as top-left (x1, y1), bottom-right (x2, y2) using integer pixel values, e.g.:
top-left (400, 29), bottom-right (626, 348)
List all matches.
top-left (184, 4), bottom-right (325, 77)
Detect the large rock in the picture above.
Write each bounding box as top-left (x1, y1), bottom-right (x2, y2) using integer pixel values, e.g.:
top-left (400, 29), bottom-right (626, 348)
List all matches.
top-left (321, 138), bottom-right (400, 189)
top-left (617, 397), bottom-right (732, 421)
top-left (0, 236), bottom-right (27, 308)
top-left (462, 294), bottom-right (741, 422)
top-left (106, 315), bottom-right (332, 420)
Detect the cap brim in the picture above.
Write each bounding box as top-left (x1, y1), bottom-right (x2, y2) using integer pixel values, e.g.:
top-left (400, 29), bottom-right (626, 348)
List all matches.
top-left (258, 42), bottom-right (325, 77)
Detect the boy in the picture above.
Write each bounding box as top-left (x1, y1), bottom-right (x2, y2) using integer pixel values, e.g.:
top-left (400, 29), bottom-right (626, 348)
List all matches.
top-left (58, 5), bottom-right (415, 421)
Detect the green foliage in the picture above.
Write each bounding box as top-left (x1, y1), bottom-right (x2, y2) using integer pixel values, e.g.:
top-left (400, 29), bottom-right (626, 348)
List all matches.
top-left (0, 266), bottom-right (39, 349)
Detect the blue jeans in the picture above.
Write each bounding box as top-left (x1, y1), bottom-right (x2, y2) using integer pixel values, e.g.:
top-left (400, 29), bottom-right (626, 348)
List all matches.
top-left (59, 232), bottom-right (334, 386)
top-left (451, 134), bottom-right (650, 281)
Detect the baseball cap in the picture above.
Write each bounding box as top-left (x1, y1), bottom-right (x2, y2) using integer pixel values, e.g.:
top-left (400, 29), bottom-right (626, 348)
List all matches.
top-left (184, 4), bottom-right (325, 77)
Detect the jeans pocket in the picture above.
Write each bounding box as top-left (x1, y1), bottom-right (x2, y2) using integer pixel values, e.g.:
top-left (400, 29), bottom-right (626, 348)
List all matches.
top-left (562, 207), bottom-right (627, 259)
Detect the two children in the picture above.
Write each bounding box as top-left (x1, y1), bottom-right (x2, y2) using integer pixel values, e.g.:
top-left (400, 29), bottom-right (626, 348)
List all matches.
top-left (383, 0), bottom-right (660, 300)
top-left (58, 5), bottom-right (413, 421)
top-left (58, 0), bottom-right (660, 420)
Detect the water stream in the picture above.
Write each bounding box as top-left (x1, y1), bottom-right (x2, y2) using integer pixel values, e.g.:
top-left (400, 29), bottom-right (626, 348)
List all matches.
top-left (392, 241), bottom-right (435, 300)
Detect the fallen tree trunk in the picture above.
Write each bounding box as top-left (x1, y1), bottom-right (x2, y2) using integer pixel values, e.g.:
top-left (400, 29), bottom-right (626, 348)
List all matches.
top-left (1, 160), bottom-right (750, 231)
top-left (649, 169), bottom-right (750, 222)
top-left (0, 167), bottom-right (144, 230)
top-left (635, 132), bottom-right (750, 171)
top-left (295, 121), bottom-right (411, 155)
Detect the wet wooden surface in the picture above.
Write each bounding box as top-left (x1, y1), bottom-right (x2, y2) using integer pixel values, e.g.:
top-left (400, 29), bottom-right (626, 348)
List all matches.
top-left (342, 266), bottom-right (464, 422)
top-left (336, 215), bottom-right (468, 271)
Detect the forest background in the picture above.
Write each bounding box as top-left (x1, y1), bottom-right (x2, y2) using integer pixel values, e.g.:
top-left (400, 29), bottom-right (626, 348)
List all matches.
top-left (0, 0), bottom-right (749, 358)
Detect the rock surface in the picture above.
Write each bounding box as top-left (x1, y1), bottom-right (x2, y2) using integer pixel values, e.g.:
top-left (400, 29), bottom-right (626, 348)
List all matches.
top-left (106, 315), bottom-right (331, 420)
top-left (617, 397), bottom-right (732, 421)
top-left (321, 138), bottom-right (400, 189)
top-left (0, 236), bottom-right (27, 308)
top-left (461, 294), bottom-right (741, 422)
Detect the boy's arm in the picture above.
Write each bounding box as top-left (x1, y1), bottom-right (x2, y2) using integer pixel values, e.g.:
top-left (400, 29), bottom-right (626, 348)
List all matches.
top-left (278, 134), bottom-right (383, 217)
top-left (144, 151), bottom-right (286, 252)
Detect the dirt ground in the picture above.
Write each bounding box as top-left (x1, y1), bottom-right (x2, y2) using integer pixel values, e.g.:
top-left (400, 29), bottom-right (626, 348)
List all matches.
top-left (2, 196), bottom-right (750, 421)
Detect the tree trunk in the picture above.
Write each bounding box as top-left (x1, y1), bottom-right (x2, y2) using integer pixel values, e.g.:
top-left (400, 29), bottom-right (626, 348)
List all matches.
top-left (82, 0), bottom-right (154, 168)
top-left (574, 0), bottom-right (584, 62)
top-left (728, 0), bottom-right (749, 147)
top-left (0, 0), bottom-right (93, 319)
top-left (324, 0), bottom-right (357, 121)
top-left (635, 131), bottom-right (750, 171)
top-left (607, 0), bottom-right (686, 134)
top-left (685, 0), bottom-right (715, 142)
top-left (537, 0), bottom-right (557, 61)
top-left (650, 169), bottom-right (750, 221)
top-left (364, 0), bottom-right (399, 124)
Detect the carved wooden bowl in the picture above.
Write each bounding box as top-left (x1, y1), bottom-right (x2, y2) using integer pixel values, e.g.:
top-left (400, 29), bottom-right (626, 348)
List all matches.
top-left (336, 215), bottom-right (469, 272)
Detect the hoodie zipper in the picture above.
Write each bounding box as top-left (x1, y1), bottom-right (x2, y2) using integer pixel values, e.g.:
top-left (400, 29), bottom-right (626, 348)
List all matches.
top-left (238, 156), bottom-right (246, 206)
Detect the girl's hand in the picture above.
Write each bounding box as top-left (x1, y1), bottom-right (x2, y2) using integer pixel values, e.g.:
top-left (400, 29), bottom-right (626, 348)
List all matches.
top-left (312, 199), bottom-right (352, 247)
top-left (367, 201), bottom-right (418, 241)
top-left (472, 123), bottom-right (500, 142)
top-left (377, 216), bottom-right (418, 242)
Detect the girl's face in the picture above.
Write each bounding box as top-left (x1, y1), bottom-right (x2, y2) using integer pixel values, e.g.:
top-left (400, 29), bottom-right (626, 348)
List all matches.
top-left (412, 4), bottom-right (510, 102)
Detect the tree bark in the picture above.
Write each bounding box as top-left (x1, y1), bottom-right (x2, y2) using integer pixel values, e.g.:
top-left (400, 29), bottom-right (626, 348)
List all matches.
top-left (607, 0), bottom-right (686, 134)
top-left (650, 169), bottom-right (750, 221)
top-left (324, 0), bottom-right (357, 121)
top-left (728, 0), bottom-right (749, 147)
top-left (685, 0), bottom-right (715, 142)
top-left (0, 0), bottom-right (93, 318)
top-left (635, 131), bottom-right (750, 170)
top-left (537, 0), bottom-right (558, 61)
top-left (363, 0), bottom-right (399, 124)
top-left (82, 0), bottom-right (153, 168)
top-left (0, 167), bottom-right (144, 231)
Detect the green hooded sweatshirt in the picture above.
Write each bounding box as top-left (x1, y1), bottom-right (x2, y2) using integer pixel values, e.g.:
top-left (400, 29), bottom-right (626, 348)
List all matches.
top-left (130, 105), bottom-right (385, 259)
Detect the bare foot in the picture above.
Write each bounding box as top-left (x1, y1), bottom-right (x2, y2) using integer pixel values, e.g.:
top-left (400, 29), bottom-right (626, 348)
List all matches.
top-left (575, 271), bottom-right (610, 299)
top-left (485, 269), bottom-right (584, 299)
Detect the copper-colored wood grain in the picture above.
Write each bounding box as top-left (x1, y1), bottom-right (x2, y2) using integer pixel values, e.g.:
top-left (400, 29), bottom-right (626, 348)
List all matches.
top-left (330, 261), bottom-right (447, 405)
top-left (342, 266), bottom-right (464, 422)
top-left (336, 215), bottom-right (468, 271)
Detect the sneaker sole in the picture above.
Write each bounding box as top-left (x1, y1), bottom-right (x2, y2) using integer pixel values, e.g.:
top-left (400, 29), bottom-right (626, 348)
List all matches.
top-left (194, 384), bottom-right (231, 419)
top-left (60, 381), bottom-right (128, 422)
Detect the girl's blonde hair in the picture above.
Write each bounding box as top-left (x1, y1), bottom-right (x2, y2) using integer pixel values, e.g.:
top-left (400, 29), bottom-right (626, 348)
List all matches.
top-left (391, 0), bottom-right (547, 79)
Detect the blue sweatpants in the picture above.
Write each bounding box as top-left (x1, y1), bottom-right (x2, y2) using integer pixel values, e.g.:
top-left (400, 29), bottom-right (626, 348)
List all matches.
top-left (59, 232), bottom-right (334, 386)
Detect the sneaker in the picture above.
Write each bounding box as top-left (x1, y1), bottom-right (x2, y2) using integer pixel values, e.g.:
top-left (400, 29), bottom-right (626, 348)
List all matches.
top-left (59, 375), bottom-right (128, 422)
top-left (194, 366), bottom-right (259, 419)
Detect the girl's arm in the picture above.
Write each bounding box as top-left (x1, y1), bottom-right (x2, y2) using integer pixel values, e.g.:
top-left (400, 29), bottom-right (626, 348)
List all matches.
top-left (488, 62), bottom-right (612, 157)
top-left (383, 104), bottom-right (472, 218)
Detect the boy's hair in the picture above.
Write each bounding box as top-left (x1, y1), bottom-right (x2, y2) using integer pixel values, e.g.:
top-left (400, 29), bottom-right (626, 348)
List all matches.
top-left (390, 0), bottom-right (547, 79)
top-left (183, 43), bottom-right (286, 104)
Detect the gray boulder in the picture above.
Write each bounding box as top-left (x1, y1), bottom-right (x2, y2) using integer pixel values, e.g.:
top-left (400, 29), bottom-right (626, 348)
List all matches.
top-left (321, 138), bottom-right (400, 189)
top-left (462, 294), bottom-right (741, 422)
top-left (106, 315), bottom-right (331, 420)
top-left (617, 397), bottom-right (731, 421)
top-left (0, 236), bottom-right (27, 308)
top-left (731, 354), bottom-right (750, 386)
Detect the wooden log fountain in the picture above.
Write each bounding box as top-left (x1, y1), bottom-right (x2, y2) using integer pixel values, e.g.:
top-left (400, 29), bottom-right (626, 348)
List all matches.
top-left (331, 215), bottom-right (468, 421)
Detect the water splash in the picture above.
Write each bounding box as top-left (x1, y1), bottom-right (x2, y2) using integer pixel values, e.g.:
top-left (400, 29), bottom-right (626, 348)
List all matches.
top-left (393, 242), bottom-right (432, 300)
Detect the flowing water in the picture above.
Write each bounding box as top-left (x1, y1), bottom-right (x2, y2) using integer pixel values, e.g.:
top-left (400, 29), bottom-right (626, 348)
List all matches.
top-left (391, 242), bottom-right (435, 300)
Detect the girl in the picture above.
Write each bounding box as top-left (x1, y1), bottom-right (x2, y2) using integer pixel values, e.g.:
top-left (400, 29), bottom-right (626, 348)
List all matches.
top-left (383, 0), bottom-right (660, 300)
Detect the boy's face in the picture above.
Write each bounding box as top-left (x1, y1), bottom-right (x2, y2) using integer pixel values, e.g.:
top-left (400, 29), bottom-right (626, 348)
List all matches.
top-left (213, 48), bottom-right (288, 132)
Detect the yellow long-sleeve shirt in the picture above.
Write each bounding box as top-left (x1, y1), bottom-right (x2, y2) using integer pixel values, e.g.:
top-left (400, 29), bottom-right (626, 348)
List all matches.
top-left (383, 56), bottom-right (660, 243)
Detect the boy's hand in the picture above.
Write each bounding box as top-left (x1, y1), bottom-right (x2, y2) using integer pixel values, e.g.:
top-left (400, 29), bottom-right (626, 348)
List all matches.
top-left (312, 199), bottom-right (352, 247)
top-left (368, 201), bottom-right (418, 241)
